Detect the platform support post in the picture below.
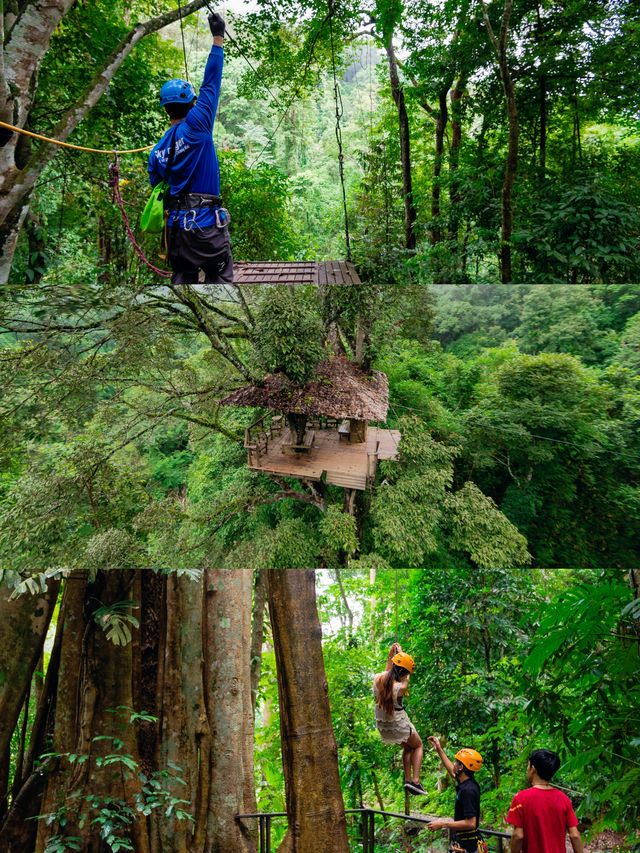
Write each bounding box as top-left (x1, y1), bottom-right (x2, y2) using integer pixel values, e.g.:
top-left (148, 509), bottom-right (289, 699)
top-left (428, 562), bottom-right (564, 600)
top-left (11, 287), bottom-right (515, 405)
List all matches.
top-left (259, 816), bottom-right (265, 853)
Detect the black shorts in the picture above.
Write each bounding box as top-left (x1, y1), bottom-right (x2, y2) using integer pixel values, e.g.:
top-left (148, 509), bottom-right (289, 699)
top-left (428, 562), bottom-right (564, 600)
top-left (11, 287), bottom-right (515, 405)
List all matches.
top-left (167, 222), bottom-right (234, 285)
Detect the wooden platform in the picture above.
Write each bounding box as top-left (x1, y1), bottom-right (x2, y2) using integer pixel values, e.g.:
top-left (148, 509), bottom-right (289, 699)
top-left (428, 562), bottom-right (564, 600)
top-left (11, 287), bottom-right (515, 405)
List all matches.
top-left (233, 261), bottom-right (361, 286)
top-left (248, 427), bottom-right (400, 491)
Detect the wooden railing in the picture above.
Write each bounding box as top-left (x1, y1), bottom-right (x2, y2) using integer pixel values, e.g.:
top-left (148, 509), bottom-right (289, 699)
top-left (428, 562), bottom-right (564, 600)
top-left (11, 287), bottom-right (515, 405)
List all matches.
top-left (244, 413), bottom-right (343, 465)
top-left (237, 809), bottom-right (512, 853)
top-left (244, 412), bottom-right (285, 465)
top-left (366, 439), bottom-right (380, 482)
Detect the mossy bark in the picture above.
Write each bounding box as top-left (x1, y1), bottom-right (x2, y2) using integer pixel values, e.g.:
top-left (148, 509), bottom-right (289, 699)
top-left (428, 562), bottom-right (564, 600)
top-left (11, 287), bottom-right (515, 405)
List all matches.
top-left (266, 570), bottom-right (349, 853)
top-left (3, 569), bottom-right (258, 852)
top-left (34, 572), bottom-right (150, 853)
top-left (0, 580), bottom-right (60, 814)
top-left (203, 569), bottom-right (255, 853)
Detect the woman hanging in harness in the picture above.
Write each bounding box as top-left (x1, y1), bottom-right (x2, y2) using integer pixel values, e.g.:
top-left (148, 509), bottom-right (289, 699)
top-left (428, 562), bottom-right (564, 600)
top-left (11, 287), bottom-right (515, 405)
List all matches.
top-left (373, 643), bottom-right (425, 796)
top-left (148, 10), bottom-right (233, 284)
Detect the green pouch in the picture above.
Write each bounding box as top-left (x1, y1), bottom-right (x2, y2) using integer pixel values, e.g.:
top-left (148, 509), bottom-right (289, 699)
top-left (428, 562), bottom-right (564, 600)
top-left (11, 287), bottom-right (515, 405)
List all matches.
top-left (140, 181), bottom-right (168, 233)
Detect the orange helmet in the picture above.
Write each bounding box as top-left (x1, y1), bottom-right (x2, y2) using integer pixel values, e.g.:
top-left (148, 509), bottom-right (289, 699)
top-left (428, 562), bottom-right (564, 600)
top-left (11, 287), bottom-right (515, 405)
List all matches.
top-left (455, 748), bottom-right (483, 773)
top-left (392, 652), bottom-right (415, 673)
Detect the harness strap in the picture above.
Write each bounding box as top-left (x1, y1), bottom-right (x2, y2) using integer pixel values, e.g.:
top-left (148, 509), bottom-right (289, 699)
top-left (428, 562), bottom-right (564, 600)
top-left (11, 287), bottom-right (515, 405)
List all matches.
top-left (166, 192), bottom-right (223, 210)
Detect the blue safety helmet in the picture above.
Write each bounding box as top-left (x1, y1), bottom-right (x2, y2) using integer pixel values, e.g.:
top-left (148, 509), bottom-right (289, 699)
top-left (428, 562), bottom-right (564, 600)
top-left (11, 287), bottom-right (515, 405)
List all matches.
top-left (159, 78), bottom-right (196, 107)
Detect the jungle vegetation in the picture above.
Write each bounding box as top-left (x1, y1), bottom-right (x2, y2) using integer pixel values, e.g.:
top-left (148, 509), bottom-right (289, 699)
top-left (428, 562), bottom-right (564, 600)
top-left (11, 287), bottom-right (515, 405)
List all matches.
top-left (0, 1), bottom-right (639, 851)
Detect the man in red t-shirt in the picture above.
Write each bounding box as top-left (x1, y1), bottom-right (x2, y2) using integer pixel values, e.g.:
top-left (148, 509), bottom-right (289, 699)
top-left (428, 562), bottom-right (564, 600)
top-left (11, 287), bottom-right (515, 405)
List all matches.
top-left (507, 749), bottom-right (584, 853)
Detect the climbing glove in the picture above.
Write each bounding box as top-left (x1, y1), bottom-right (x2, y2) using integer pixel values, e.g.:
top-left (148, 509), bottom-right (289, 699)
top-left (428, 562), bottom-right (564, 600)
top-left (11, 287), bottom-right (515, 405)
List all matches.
top-left (208, 12), bottom-right (225, 38)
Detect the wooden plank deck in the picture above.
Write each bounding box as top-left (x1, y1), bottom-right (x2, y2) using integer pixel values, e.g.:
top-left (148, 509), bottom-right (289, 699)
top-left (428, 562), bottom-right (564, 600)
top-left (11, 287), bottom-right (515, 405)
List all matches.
top-left (248, 427), bottom-right (401, 491)
top-left (233, 261), bottom-right (361, 286)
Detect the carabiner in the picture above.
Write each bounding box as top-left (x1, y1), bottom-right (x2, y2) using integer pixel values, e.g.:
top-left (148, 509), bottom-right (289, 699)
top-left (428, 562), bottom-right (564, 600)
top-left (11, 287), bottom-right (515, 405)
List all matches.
top-left (215, 207), bottom-right (231, 229)
top-left (183, 209), bottom-right (197, 231)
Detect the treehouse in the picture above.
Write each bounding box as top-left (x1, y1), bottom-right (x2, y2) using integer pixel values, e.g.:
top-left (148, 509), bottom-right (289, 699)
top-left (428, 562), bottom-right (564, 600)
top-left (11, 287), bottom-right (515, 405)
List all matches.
top-left (221, 356), bottom-right (401, 491)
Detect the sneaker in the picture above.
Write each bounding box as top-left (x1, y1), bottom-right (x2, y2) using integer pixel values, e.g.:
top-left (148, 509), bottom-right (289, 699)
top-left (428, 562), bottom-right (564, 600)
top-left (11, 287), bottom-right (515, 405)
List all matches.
top-left (404, 781), bottom-right (426, 795)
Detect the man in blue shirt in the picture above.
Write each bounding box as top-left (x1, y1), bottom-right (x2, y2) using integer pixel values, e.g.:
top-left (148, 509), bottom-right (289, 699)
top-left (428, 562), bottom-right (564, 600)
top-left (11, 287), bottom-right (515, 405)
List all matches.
top-left (149, 11), bottom-right (233, 284)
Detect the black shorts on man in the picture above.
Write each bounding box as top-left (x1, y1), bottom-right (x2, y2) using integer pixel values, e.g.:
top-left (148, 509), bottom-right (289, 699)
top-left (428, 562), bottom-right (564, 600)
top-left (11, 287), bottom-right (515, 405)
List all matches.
top-left (167, 221), bottom-right (234, 285)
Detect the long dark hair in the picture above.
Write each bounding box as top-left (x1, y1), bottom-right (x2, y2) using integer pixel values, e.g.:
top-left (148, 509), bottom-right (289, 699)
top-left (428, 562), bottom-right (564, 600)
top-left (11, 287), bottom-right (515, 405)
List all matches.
top-left (376, 664), bottom-right (409, 716)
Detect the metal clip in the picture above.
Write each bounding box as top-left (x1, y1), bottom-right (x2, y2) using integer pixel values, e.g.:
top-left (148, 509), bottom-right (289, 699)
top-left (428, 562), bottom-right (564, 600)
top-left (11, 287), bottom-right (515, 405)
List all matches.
top-left (215, 207), bottom-right (231, 229)
top-left (183, 209), bottom-right (197, 231)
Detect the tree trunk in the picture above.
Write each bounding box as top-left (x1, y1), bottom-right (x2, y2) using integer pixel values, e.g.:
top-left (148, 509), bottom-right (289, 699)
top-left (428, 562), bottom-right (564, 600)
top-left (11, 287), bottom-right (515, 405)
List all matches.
top-left (2, 567), bottom-right (260, 852)
top-left (152, 572), bottom-right (209, 853)
top-left (448, 76), bottom-right (465, 251)
top-left (385, 37), bottom-right (416, 251)
top-left (266, 570), bottom-right (349, 853)
top-left (431, 88), bottom-right (448, 249)
top-left (35, 572), bottom-right (151, 853)
top-left (250, 570), bottom-right (267, 718)
top-left (0, 201), bottom-right (29, 284)
top-left (500, 60), bottom-right (518, 283)
top-left (539, 73), bottom-right (546, 183)
top-left (534, 4), bottom-right (547, 184)
top-left (203, 569), bottom-right (256, 853)
top-left (286, 412), bottom-right (308, 446)
top-left (0, 579), bottom-right (60, 807)
top-left (481, 0), bottom-right (518, 283)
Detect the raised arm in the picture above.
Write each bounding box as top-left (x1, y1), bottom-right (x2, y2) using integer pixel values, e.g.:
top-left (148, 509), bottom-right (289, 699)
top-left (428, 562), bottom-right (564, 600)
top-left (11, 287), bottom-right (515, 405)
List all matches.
top-left (386, 642), bottom-right (401, 671)
top-left (428, 736), bottom-right (456, 779)
top-left (186, 13), bottom-right (225, 134)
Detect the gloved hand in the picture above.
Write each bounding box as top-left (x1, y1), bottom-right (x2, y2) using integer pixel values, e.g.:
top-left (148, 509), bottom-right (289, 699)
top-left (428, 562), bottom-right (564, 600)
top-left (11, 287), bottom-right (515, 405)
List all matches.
top-left (208, 12), bottom-right (225, 38)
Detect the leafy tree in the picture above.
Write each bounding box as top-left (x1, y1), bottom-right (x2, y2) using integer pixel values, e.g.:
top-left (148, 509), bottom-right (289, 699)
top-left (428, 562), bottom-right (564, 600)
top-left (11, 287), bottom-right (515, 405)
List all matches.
top-left (250, 286), bottom-right (326, 383)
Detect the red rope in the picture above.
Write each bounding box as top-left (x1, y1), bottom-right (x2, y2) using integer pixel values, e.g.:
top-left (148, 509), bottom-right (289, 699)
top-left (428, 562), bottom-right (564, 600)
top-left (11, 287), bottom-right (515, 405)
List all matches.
top-left (109, 158), bottom-right (172, 279)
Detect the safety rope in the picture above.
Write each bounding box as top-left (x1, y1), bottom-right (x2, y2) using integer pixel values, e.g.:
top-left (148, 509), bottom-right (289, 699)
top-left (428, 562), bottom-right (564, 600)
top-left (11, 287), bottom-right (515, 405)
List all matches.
top-left (328, 0), bottom-right (352, 262)
top-left (0, 120), bottom-right (153, 154)
top-left (108, 158), bottom-right (172, 278)
top-left (177, 0), bottom-right (190, 81)
top-left (395, 569), bottom-right (399, 643)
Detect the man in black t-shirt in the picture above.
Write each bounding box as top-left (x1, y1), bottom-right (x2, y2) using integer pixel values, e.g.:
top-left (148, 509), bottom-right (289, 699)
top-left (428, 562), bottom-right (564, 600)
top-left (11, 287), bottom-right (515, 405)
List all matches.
top-left (427, 737), bottom-right (483, 852)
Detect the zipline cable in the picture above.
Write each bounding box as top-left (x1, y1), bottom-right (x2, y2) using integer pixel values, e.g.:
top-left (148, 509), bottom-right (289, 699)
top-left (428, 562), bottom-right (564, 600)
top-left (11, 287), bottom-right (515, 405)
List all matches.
top-left (177, 0), bottom-right (190, 81)
top-left (395, 569), bottom-right (399, 643)
top-left (0, 120), bottom-right (153, 154)
top-left (109, 157), bottom-right (172, 278)
top-left (328, 0), bottom-right (352, 262)
top-left (202, 0), bottom-right (287, 113)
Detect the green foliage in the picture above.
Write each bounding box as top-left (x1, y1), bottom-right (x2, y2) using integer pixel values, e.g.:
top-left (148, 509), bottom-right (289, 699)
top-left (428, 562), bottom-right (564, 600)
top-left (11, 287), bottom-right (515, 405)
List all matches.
top-left (251, 286), bottom-right (326, 383)
top-left (514, 178), bottom-right (640, 282)
top-left (523, 572), bottom-right (640, 827)
top-left (370, 417), bottom-right (530, 568)
top-left (93, 600), bottom-right (140, 646)
top-left (319, 506), bottom-right (359, 567)
top-left (38, 709), bottom-right (193, 852)
top-left (219, 150), bottom-right (305, 261)
top-left (442, 482), bottom-right (531, 569)
top-left (371, 419), bottom-right (455, 565)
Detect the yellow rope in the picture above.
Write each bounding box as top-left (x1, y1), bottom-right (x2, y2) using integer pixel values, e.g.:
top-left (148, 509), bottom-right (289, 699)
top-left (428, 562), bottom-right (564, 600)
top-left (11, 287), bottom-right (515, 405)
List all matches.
top-left (0, 119), bottom-right (153, 154)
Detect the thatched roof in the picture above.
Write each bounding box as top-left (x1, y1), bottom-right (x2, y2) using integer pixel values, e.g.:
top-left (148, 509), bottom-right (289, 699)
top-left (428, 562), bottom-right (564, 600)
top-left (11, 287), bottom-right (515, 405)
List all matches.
top-left (220, 356), bottom-right (389, 421)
